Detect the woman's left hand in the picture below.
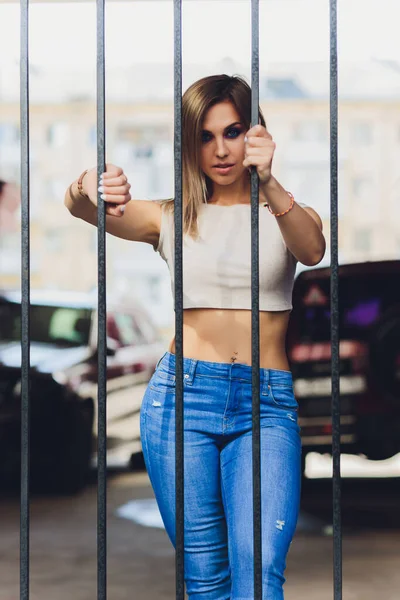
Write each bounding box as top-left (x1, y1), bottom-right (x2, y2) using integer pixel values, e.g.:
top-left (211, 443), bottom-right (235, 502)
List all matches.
top-left (243, 124), bottom-right (276, 184)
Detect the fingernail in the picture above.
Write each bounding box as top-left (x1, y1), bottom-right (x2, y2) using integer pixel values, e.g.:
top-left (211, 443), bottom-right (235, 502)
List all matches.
top-left (100, 194), bottom-right (106, 200)
top-left (99, 178), bottom-right (103, 186)
top-left (98, 186), bottom-right (104, 193)
top-left (119, 205), bottom-right (125, 214)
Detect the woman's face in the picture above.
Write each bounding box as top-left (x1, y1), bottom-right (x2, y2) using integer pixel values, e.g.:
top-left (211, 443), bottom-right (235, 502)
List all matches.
top-left (200, 100), bottom-right (247, 186)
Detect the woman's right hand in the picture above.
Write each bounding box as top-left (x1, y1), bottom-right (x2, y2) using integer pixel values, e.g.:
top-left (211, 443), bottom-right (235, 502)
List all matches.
top-left (81, 164), bottom-right (132, 218)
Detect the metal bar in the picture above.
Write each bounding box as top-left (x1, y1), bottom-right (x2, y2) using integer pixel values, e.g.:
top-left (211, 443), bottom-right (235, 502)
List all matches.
top-left (251, 1), bottom-right (262, 599)
top-left (20, 1), bottom-right (30, 599)
top-left (173, 1), bottom-right (184, 598)
top-left (96, 1), bottom-right (107, 599)
top-left (329, 1), bottom-right (342, 599)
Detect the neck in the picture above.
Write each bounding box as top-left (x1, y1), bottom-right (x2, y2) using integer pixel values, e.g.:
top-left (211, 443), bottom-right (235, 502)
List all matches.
top-left (209, 175), bottom-right (251, 205)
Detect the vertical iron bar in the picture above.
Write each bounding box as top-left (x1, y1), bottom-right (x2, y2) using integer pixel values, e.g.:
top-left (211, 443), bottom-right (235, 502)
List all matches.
top-left (20, 1), bottom-right (30, 599)
top-left (97, 1), bottom-right (107, 599)
top-left (329, 1), bottom-right (342, 599)
top-left (173, 1), bottom-right (184, 598)
top-left (251, 1), bottom-right (262, 599)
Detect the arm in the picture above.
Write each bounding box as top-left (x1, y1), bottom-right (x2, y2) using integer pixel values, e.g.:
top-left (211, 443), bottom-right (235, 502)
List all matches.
top-left (64, 165), bottom-right (162, 248)
top-left (243, 125), bottom-right (326, 266)
top-left (260, 175), bottom-right (326, 267)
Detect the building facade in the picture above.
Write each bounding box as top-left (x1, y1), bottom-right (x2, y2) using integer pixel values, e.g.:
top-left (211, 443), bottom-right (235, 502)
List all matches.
top-left (1, 62), bottom-right (399, 329)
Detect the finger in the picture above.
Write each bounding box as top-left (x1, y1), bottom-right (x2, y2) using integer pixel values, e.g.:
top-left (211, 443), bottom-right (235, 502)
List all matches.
top-left (246, 124), bottom-right (269, 138)
top-left (246, 132), bottom-right (273, 145)
top-left (244, 154), bottom-right (272, 164)
top-left (100, 175), bottom-right (128, 187)
top-left (106, 204), bottom-right (125, 217)
top-left (245, 125), bottom-right (272, 141)
top-left (246, 137), bottom-right (275, 148)
top-left (98, 184), bottom-right (131, 196)
top-left (245, 149), bottom-right (275, 162)
top-left (244, 152), bottom-right (273, 165)
top-left (100, 193), bottom-right (131, 205)
top-left (104, 174), bottom-right (127, 185)
top-left (255, 124), bottom-right (269, 136)
top-left (102, 166), bottom-right (123, 179)
top-left (243, 156), bottom-right (272, 168)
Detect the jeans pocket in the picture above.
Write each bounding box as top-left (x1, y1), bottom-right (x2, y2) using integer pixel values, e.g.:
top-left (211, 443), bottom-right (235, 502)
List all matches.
top-left (150, 369), bottom-right (176, 394)
top-left (269, 384), bottom-right (298, 411)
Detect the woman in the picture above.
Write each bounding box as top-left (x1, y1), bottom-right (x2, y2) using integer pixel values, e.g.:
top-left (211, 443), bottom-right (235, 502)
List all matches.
top-left (65, 74), bottom-right (325, 599)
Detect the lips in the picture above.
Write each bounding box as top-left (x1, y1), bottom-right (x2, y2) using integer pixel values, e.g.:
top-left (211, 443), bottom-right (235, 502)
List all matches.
top-left (212, 163), bottom-right (235, 175)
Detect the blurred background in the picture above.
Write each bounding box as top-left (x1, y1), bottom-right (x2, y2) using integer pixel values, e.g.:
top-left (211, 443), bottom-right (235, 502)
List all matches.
top-left (1, 0), bottom-right (400, 329)
top-left (1, 0), bottom-right (400, 599)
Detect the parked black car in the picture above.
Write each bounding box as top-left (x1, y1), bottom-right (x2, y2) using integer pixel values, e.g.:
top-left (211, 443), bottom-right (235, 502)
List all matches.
top-left (0, 289), bottom-right (165, 493)
top-left (287, 260), bottom-right (400, 477)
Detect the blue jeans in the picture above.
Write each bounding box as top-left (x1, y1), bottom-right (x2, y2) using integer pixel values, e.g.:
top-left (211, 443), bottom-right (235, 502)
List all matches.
top-left (140, 351), bottom-right (302, 600)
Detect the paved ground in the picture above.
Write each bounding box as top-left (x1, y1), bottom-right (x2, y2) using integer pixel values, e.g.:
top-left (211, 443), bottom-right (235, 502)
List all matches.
top-left (1, 464), bottom-right (400, 600)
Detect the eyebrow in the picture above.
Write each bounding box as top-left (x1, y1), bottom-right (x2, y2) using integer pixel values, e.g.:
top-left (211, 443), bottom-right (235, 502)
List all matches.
top-left (201, 121), bottom-right (242, 134)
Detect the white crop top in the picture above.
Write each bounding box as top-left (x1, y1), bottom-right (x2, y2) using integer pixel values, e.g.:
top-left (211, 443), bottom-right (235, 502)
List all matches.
top-left (155, 201), bottom-right (308, 311)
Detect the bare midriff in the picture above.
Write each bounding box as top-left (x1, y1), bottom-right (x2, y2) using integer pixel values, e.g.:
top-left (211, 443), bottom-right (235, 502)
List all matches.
top-left (167, 308), bottom-right (291, 371)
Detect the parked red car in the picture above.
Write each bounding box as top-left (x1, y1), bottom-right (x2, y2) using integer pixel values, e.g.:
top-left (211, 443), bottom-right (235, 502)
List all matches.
top-left (0, 289), bottom-right (165, 492)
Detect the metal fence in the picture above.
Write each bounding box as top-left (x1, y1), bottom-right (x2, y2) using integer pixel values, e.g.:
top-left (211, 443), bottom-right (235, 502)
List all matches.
top-left (19, 1), bottom-right (341, 599)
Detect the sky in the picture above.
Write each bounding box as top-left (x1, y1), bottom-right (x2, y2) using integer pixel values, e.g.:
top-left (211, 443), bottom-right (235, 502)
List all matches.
top-left (0, 0), bottom-right (399, 72)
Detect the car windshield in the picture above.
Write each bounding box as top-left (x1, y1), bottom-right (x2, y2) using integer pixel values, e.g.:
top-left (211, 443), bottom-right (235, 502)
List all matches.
top-left (294, 273), bottom-right (400, 343)
top-left (0, 300), bottom-right (92, 347)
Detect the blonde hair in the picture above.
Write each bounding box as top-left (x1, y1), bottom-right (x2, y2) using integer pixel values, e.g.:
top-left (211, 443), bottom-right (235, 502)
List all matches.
top-left (160, 74), bottom-right (266, 239)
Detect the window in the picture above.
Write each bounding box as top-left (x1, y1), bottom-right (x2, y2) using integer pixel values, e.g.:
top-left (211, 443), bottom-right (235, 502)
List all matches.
top-left (0, 301), bottom-right (92, 347)
top-left (47, 122), bottom-right (69, 148)
top-left (0, 123), bottom-right (19, 145)
top-left (107, 314), bottom-right (122, 346)
top-left (112, 313), bottom-right (146, 346)
top-left (88, 125), bottom-right (96, 147)
top-left (351, 176), bottom-right (377, 217)
top-left (281, 164), bottom-right (334, 220)
top-left (134, 144), bottom-right (153, 159)
top-left (292, 121), bottom-right (327, 143)
top-left (265, 77), bottom-right (306, 99)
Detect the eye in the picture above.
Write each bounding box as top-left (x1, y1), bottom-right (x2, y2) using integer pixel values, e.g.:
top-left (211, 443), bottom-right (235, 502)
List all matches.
top-left (201, 132), bottom-right (212, 144)
top-left (226, 128), bottom-right (242, 139)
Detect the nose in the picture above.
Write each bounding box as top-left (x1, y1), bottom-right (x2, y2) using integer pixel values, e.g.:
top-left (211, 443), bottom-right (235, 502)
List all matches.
top-left (215, 136), bottom-right (228, 159)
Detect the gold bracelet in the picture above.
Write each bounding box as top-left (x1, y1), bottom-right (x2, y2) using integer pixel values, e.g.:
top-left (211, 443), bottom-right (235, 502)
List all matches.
top-left (77, 169), bottom-right (89, 198)
top-left (69, 181), bottom-right (87, 204)
top-left (263, 191), bottom-right (295, 217)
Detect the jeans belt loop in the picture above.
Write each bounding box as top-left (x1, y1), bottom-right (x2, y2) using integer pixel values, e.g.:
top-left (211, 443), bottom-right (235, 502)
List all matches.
top-left (262, 369), bottom-right (270, 396)
top-left (184, 357), bottom-right (197, 385)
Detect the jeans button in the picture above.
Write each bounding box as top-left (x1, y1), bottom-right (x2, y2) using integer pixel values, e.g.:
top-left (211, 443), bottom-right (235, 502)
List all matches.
top-left (184, 374), bottom-right (189, 379)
